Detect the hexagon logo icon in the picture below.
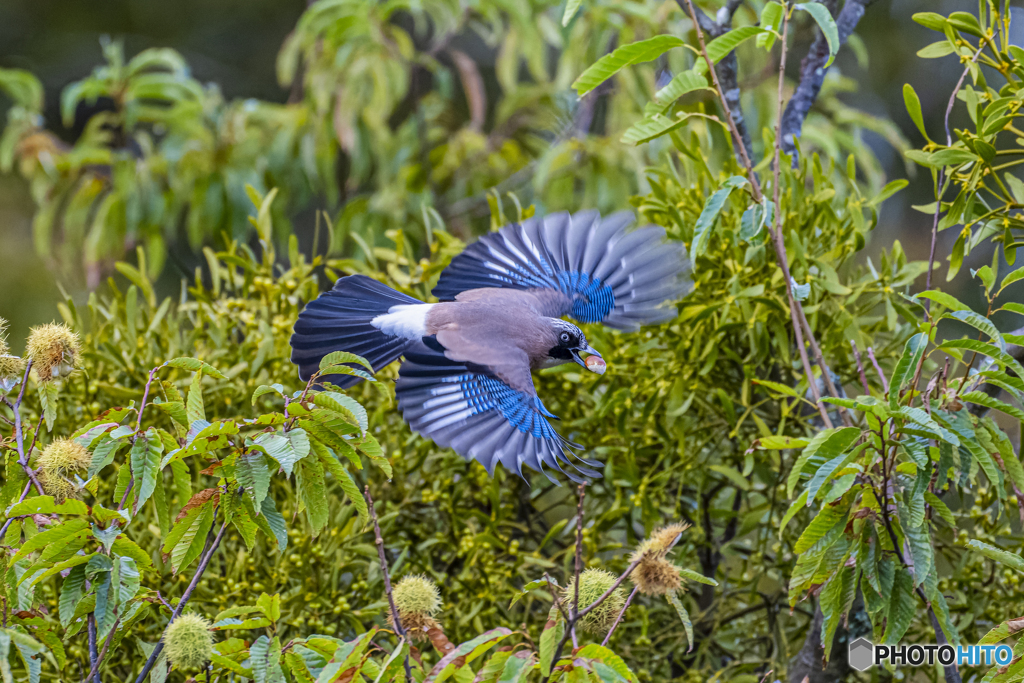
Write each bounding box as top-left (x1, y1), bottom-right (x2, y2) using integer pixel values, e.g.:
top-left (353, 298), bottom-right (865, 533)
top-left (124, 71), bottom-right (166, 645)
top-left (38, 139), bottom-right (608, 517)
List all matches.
top-left (849, 637), bottom-right (874, 671)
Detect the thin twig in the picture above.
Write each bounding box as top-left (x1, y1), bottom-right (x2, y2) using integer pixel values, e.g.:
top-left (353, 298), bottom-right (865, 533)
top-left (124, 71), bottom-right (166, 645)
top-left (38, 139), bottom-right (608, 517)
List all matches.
top-left (11, 361), bottom-right (45, 496)
top-left (133, 519), bottom-right (229, 683)
top-left (925, 44), bottom-right (985, 299)
top-left (364, 486), bottom-right (413, 681)
top-left (601, 586), bottom-right (639, 646)
top-left (865, 347), bottom-right (889, 394)
top-left (84, 613), bottom-right (121, 682)
top-left (571, 484), bottom-right (585, 648)
top-left (850, 341), bottom-right (871, 395)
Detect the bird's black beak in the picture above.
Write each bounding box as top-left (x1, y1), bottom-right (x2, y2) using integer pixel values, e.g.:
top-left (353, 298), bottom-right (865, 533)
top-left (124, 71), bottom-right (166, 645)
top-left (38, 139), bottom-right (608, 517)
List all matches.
top-left (572, 345), bottom-right (605, 374)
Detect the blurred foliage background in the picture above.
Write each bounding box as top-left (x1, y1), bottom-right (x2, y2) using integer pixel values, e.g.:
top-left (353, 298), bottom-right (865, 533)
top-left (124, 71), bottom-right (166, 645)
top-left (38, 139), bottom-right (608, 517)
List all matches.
top-left (0, 0), bottom-right (999, 344)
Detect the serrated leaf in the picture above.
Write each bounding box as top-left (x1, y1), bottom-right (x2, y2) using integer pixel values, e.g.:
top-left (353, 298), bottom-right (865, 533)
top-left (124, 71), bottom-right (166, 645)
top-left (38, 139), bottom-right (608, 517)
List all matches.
top-left (890, 333), bottom-right (927, 404)
top-left (883, 569), bottom-right (916, 644)
top-left (164, 357), bottom-right (226, 379)
top-left (11, 518), bottom-right (89, 563)
top-left (58, 565), bottom-right (85, 628)
top-left (186, 369), bottom-right (205, 425)
top-left (297, 456), bottom-right (329, 535)
top-left (961, 391), bottom-right (1024, 421)
top-left (130, 429), bottom-right (163, 512)
top-left (255, 429), bottom-right (311, 477)
top-left (430, 628), bottom-right (513, 683)
top-left (939, 339), bottom-right (1024, 380)
top-left (915, 290), bottom-right (969, 311)
top-left (794, 501), bottom-right (850, 554)
top-left (575, 644), bottom-right (638, 682)
top-left (312, 393), bottom-right (368, 435)
top-left (237, 451), bottom-right (271, 508)
top-left (318, 351), bottom-right (374, 374)
top-left (251, 635), bottom-right (286, 683)
top-left (171, 503), bottom-right (213, 573)
top-left (806, 442), bottom-right (867, 504)
top-left (539, 606), bottom-right (563, 677)
top-left (260, 497), bottom-right (288, 550)
top-left (787, 427), bottom-right (860, 497)
top-left (966, 539), bottom-right (1024, 571)
top-left (946, 310), bottom-right (1005, 350)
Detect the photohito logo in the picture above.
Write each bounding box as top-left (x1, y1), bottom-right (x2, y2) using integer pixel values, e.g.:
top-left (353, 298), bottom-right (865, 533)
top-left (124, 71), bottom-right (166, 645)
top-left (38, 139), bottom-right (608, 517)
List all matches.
top-left (848, 638), bottom-right (1013, 671)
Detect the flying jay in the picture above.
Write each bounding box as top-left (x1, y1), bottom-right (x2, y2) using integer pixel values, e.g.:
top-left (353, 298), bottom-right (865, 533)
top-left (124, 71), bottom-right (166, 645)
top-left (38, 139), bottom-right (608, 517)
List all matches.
top-left (290, 210), bottom-right (691, 482)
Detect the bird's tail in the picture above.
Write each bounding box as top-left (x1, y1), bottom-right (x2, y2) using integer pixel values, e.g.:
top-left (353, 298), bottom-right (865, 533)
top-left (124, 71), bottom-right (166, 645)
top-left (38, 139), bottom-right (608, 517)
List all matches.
top-left (290, 274), bottom-right (421, 387)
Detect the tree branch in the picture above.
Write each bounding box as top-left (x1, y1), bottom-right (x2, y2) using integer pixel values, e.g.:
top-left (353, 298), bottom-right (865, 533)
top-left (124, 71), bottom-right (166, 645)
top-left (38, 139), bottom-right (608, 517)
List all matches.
top-left (364, 486), bottom-right (413, 681)
top-left (133, 518), bottom-right (228, 683)
top-left (780, 0), bottom-right (878, 158)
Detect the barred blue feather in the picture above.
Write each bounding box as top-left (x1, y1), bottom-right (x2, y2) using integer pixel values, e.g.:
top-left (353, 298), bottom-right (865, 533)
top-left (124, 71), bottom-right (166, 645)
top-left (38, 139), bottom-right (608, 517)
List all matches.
top-left (397, 340), bottom-right (599, 483)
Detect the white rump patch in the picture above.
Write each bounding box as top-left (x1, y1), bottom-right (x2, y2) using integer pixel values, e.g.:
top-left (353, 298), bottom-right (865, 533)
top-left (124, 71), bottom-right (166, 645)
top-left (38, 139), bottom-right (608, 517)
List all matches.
top-left (371, 303), bottom-right (434, 339)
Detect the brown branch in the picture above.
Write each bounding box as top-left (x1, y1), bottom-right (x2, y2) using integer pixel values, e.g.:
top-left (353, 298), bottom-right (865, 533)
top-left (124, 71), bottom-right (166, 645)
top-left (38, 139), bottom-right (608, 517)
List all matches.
top-left (364, 486), bottom-right (413, 680)
top-left (601, 586), bottom-right (639, 646)
top-left (133, 518), bottom-right (229, 683)
top-left (850, 341), bottom-right (871, 395)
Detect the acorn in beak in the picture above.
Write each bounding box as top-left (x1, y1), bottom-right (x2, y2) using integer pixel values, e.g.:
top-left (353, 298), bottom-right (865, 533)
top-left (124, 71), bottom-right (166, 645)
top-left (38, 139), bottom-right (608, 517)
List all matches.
top-left (572, 344), bottom-right (606, 375)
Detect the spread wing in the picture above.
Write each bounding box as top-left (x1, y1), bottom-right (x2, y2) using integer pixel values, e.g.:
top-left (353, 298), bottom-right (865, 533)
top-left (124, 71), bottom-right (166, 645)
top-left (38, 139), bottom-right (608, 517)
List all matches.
top-left (396, 339), bottom-right (599, 483)
top-left (432, 210), bottom-right (691, 330)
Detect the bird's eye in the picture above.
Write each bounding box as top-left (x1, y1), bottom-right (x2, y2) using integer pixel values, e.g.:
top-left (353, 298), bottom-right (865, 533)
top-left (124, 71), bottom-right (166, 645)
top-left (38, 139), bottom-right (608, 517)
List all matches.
top-left (560, 332), bottom-right (570, 343)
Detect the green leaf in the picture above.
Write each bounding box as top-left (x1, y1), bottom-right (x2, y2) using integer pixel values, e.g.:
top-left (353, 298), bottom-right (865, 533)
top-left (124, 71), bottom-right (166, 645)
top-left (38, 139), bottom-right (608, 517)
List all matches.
top-left (39, 381), bottom-right (58, 432)
top-left (779, 490), bottom-right (810, 536)
top-left (912, 12), bottom-right (948, 31)
top-left (946, 310), bottom-right (1005, 350)
top-left (795, 3), bottom-right (839, 67)
top-left (7, 496), bottom-right (89, 517)
top-left (252, 384), bottom-right (285, 405)
top-left (966, 539), bottom-right (1024, 572)
top-left (902, 84), bottom-right (929, 141)
top-left (939, 339), bottom-right (1024, 380)
top-left (431, 628), bottom-right (513, 683)
top-left (883, 569), bottom-right (916, 644)
top-left (889, 332), bottom-right (927, 404)
top-left (692, 176), bottom-right (747, 259)
top-left (666, 590), bottom-right (694, 652)
top-left (757, 2), bottom-right (784, 49)
top-left (11, 518), bottom-right (89, 563)
top-left (538, 606), bottom-right (563, 677)
top-left (805, 442), bottom-right (868, 503)
top-left (896, 406), bottom-right (959, 446)
top-left (313, 441), bottom-right (368, 527)
top-left (915, 290), bottom-right (969, 311)
top-left (496, 653), bottom-right (532, 683)
top-left (998, 266), bottom-right (1024, 294)
top-left (930, 148), bottom-right (978, 167)
top-left (186, 370), bottom-right (205, 425)
top-left (621, 113), bottom-right (701, 145)
top-left (575, 644), bottom-right (638, 683)
top-left (164, 357), bottom-right (226, 379)
top-left (251, 635), bottom-right (286, 683)
top-left (260, 497), bottom-right (288, 550)
top-left (255, 429), bottom-right (311, 477)
top-left (58, 565), bottom-right (86, 627)
top-left (787, 427), bottom-right (860, 497)
top-left (130, 428), bottom-right (164, 512)
top-left (297, 456), bottom-right (329, 535)
top-left (694, 27), bottom-right (767, 74)
top-left (509, 577), bottom-right (557, 608)
top-left (653, 70), bottom-right (709, 105)
top-left (312, 393), bottom-right (368, 435)
top-left (679, 568), bottom-right (717, 586)
top-left (318, 350), bottom-right (375, 375)
top-left (562, 0), bottom-right (583, 26)
top-left (961, 391), bottom-right (1024, 422)
top-left (171, 503), bottom-right (214, 574)
top-left (924, 492), bottom-right (956, 527)
top-left (237, 451), bottom-right (271, 509)
top-left (573, 36), bottom-right (685, 96)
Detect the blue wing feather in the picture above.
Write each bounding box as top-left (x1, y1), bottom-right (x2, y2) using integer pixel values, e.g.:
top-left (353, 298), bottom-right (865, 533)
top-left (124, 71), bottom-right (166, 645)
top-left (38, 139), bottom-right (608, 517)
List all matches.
top-left (432, 211), bottom-right (691, 330)
top-left (396, 340), bottom-right (597, 483)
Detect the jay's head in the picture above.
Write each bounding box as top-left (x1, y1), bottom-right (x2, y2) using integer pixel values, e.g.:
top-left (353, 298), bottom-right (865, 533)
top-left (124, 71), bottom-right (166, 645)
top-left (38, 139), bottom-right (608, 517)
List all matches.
top-left (547, 320), bottom-right (604, 373)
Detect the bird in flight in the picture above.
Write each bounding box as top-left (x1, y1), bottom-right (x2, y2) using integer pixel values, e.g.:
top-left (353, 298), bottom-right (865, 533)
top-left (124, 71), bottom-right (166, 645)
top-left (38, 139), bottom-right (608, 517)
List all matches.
top-left (290, 211), bottom-right (691, 482)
